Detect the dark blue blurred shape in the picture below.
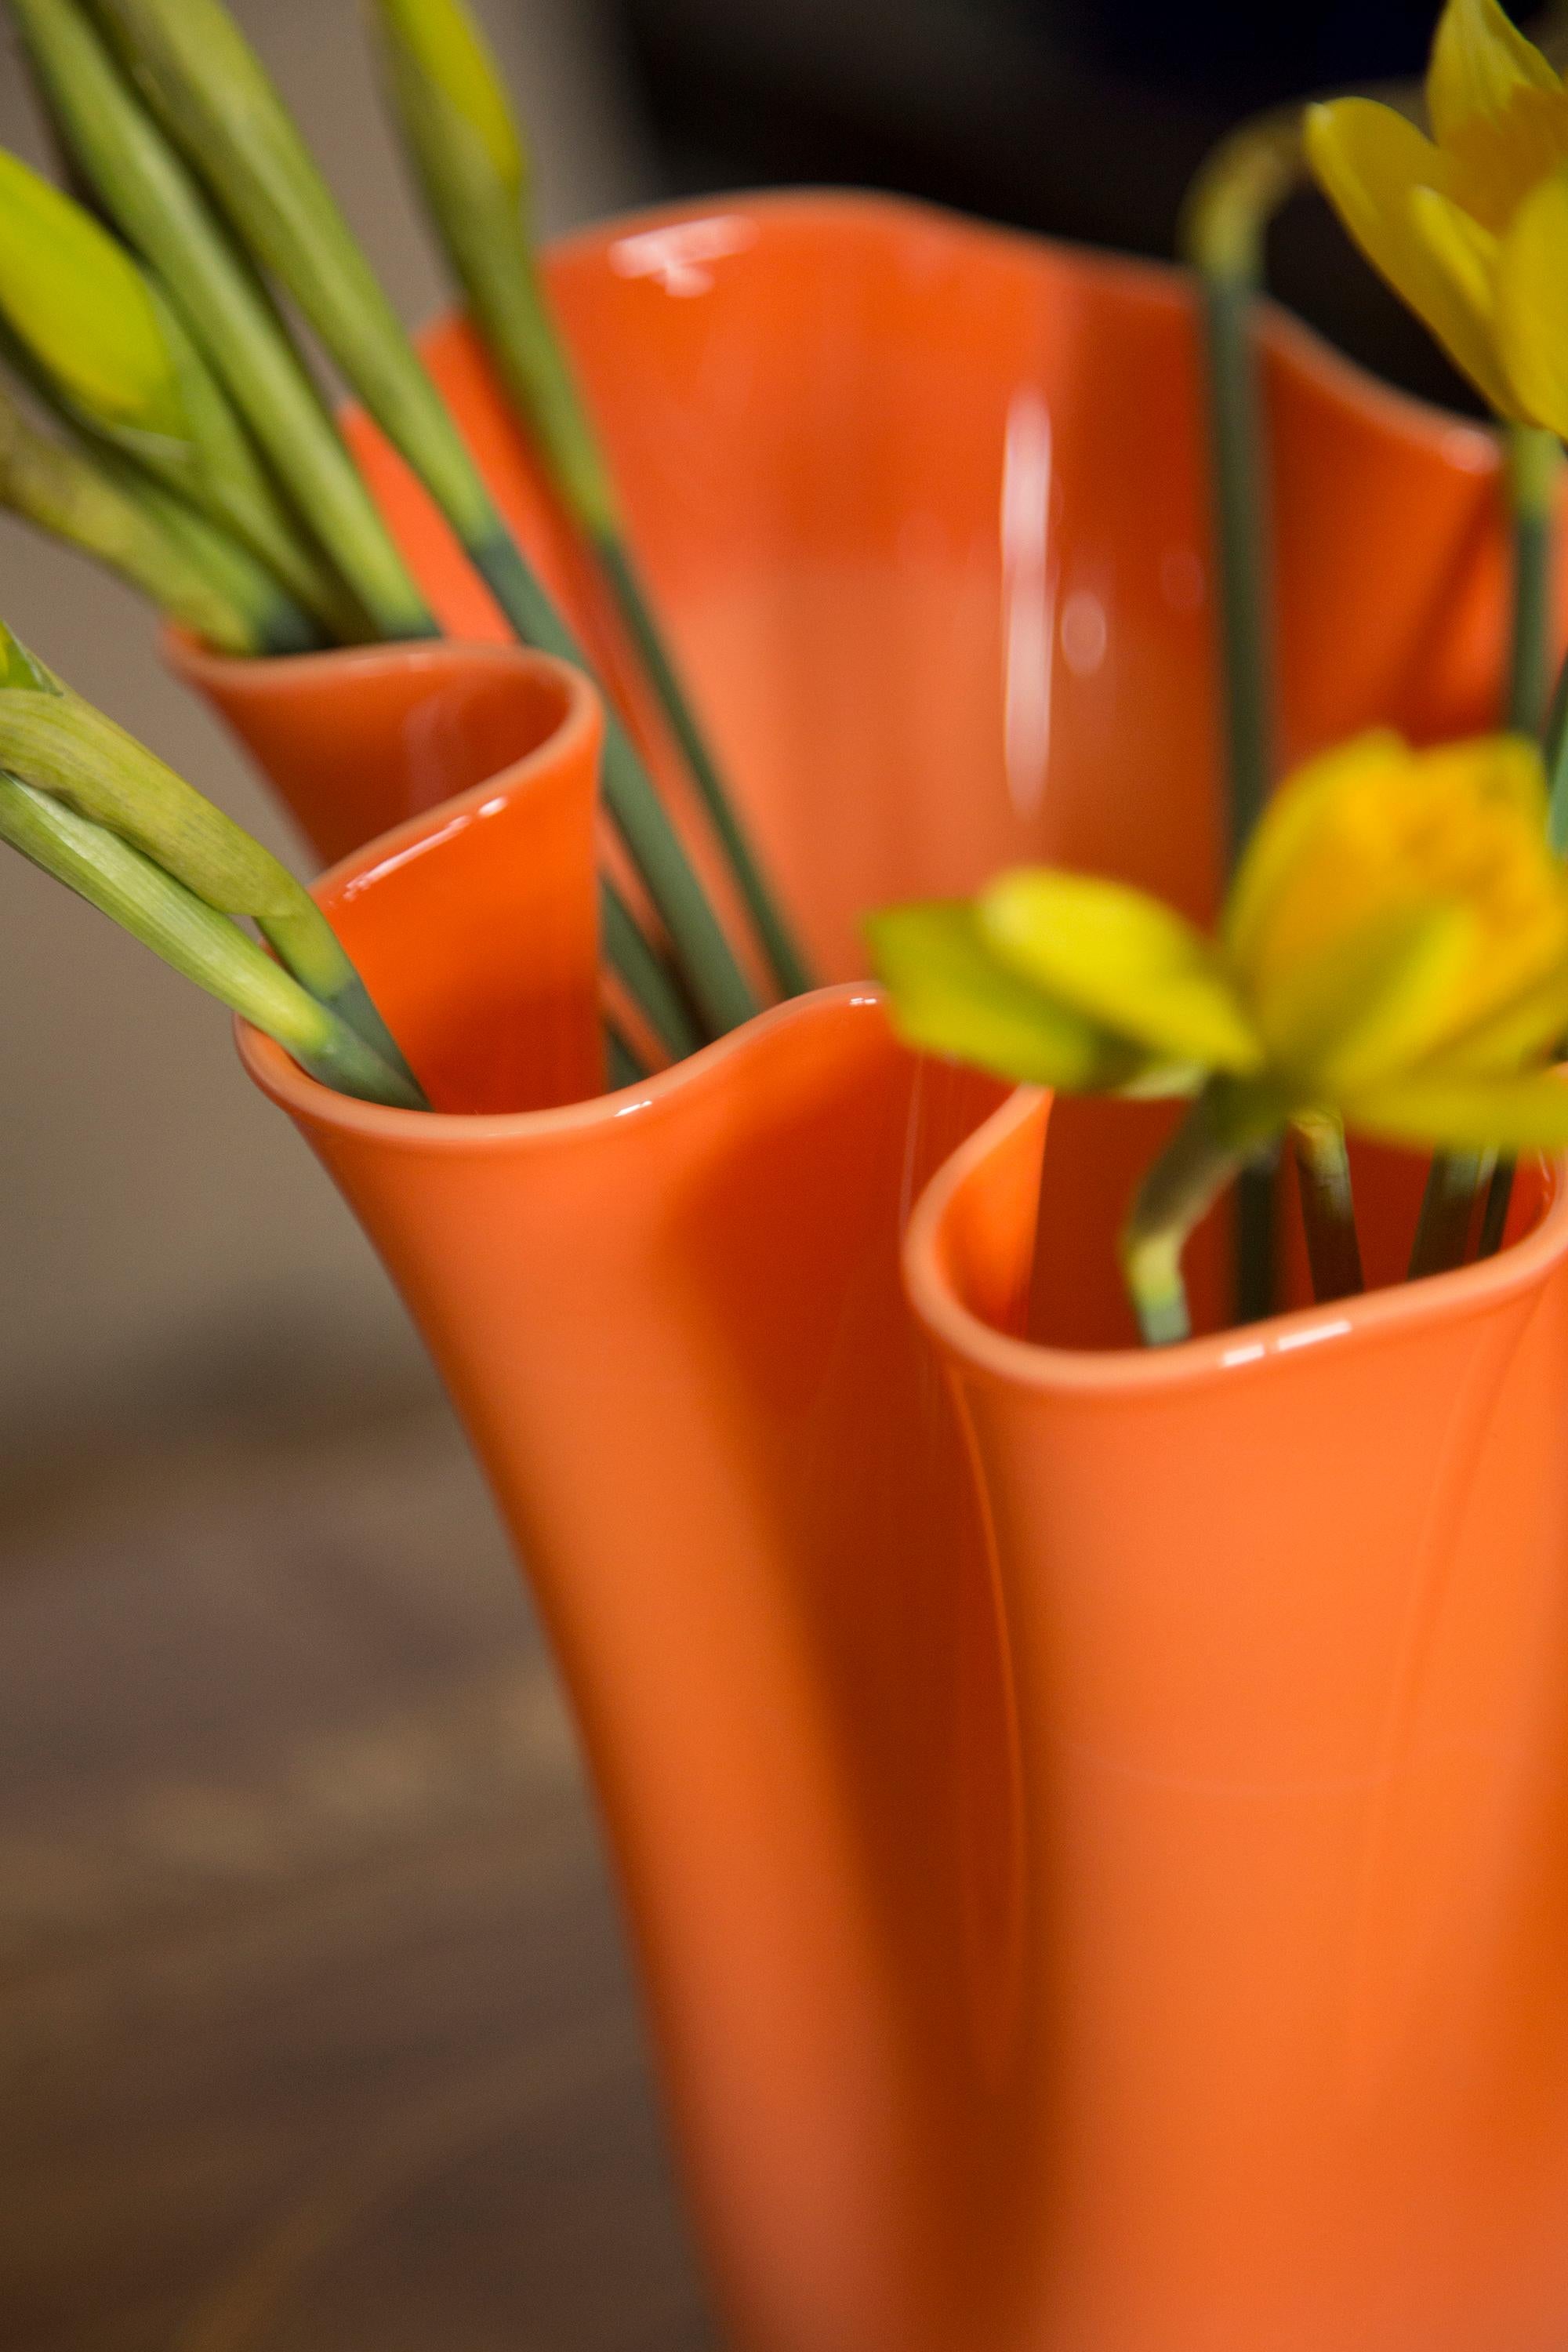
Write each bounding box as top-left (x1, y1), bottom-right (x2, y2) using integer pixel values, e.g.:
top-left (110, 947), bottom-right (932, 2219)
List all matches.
top-left (1045, 0), bottom-right (1544, 103)
top-left (1047, 0), bottom-right (1444, 100)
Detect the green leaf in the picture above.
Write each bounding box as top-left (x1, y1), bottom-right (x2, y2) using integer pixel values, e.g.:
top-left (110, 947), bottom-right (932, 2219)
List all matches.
top-left (866, 900), bottom-right (1141, 1091)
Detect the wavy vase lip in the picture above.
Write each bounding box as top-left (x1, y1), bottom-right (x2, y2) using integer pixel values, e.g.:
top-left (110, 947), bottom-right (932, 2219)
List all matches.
top-left (241, 969), bottom-right (886, 1144)
top-left (553, 183), bottom-right (1500, 451)
top-left (236, 693), bottom-right (891, 1142)
top-left (164, 623), bottom-right (578, 702)
top-left (906, 1083), bottom-right (1568, 1396)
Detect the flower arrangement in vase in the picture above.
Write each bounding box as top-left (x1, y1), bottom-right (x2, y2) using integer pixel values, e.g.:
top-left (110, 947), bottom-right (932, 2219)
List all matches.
top-left (3, 2), bottom-right (1568, 2347)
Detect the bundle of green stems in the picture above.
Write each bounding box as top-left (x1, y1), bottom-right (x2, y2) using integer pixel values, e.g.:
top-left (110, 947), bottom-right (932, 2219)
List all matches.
top-left (1181, 91), bottom-right (1564, 1316)
top-left (0, 0), bottom-right (811, 1084)
top-left (0, 612), bottom-right (427, 1106)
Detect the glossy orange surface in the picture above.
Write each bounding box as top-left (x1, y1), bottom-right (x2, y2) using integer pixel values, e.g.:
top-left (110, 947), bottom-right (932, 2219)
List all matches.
top-left (212, 197), bottom-right (1568, 2347)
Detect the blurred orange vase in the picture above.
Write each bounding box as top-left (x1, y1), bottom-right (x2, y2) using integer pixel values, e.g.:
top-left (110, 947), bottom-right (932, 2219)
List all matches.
top-left (176, 196), bottom-right (1568, 2351)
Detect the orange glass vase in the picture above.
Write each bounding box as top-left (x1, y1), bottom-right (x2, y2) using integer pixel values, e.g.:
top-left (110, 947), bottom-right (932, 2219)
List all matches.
top-left (179, 197), bottom-right (1568, 2350)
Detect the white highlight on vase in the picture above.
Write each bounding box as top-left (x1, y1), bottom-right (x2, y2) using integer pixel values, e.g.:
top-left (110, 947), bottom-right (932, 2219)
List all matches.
top-left (1276, 1316), bottom-right (1352, 1353)
top-left (1221, 1315), bottom-right (1353, 1370)
top-left (608, 216), bottom-right (760, 298)
top-left (1000, 389), bottom-right (1056, 820)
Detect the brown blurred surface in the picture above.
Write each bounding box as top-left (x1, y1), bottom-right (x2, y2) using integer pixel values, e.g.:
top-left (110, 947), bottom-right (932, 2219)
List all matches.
top-left (0, 1402), bottom-right (716, 2351)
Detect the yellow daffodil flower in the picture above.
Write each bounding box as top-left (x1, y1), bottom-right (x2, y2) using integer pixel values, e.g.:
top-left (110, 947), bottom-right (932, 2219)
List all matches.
top-left (872, 729), bottom-right (1568, 1341)
top-left (869, 729), bottom-right (1568, 1156)
top-left (1305, 0), bottom-right (1568, 430)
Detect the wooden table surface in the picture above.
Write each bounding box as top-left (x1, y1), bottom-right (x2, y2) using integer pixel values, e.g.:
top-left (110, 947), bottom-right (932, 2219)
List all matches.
top-left (0, 1402), bottom-right (717, 2352)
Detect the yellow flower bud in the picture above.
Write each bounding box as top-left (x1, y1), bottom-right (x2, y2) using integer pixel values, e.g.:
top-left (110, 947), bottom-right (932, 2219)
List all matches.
top-left (0, 615), bottom-right (59, 695)
top-left (371, 0), bottom-right (526, 201)
top-left (0, 147), bottom-right (185, 443)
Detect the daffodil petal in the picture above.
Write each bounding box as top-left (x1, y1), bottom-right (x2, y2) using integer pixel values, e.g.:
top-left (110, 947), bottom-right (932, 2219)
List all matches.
top-left (1415, 729), bottom-right (1549, 822)
top-left (1408, 184), bottom-right (1510, 396)
top-left (1428, 0), bottom-right (1560, 150)
top-left (1293, 905), bottom-right (1483, 1094)
top-left (1428, 0), bottom-right (1568, 231)
top-left (978, 868), bottom-right (1263, 1075)
top-left (1495, 166), bottom-right (1568, 440)
top-left (865, 901), bottom-right (1138, 1092)
top-left (1225, 731), bottom-right (1405, 971)
top-left (1305, 100), bottom-right (1519, 412)
top-left (1344, 1069), bottom-right (1568, 1152)
top-left (1421, 964), bottom-right (1568, 1076)
top-left (1231, 729), bottom-right (1565, 1071)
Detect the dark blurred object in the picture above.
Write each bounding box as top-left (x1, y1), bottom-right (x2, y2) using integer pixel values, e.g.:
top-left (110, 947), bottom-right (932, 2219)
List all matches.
top-left (608, 0), bottom-right (1549, 413)
top-left (1047, 0), bottom-right (1448, 101)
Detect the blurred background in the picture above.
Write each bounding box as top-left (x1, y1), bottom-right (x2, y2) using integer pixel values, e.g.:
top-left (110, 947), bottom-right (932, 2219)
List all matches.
top-left (0, 4), bottom-right (1539, 2347)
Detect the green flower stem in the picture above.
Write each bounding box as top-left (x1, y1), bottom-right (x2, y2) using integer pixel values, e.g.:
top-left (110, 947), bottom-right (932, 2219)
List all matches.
top-left (1120, 1089), bottom-right (1247, 1348)
top-left (1428, 421), bottom-right (1560, 1261)
top-left (0, 771), bottom-right (424, 1106)
top-left (1409, 1147), bottom-right (1490, 1279)
top-left (600, 878), bottom-right (702, 1063)
top-left (1180, 111), bottom-right (1301, 864)
top-left (0, 307), bottom-right (326, 654)
top-left (0, 678), bottom-right (420, 1089)
top-left (82, 0), bottom-right (495, 547)
top-left (82, 0), bottom-right (757, 1037)
top-left (1290, 1110), bottom-right (1364, 1301)
top-left (1188, 277), bottom-right (1271, 866)
top-left (595, 532), bottom-right (813, 997)
top-left (0, 378), bottom-right (263, 652)
top-left (145, 286), bottom-right (365, 643)
top-left (604, 1022), bottom-right (645, 1093)
top-left (371, 5), bottom-right (813, 1000)
top-left (1506, 424), bottom-right (1559, 735)
top-left (474, 533), bottom-right (758, 1036)
top-left (82, 0), bottom-right (503, 558)
top-left (112, 462), bottom-right (321, 656)
top-left (1478, 1156), bottom-right (1515, 1259)
top-left (1181, 109), bottom-right (1315, 1327)
top-left (11, 0), bottom-right (432, 639)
